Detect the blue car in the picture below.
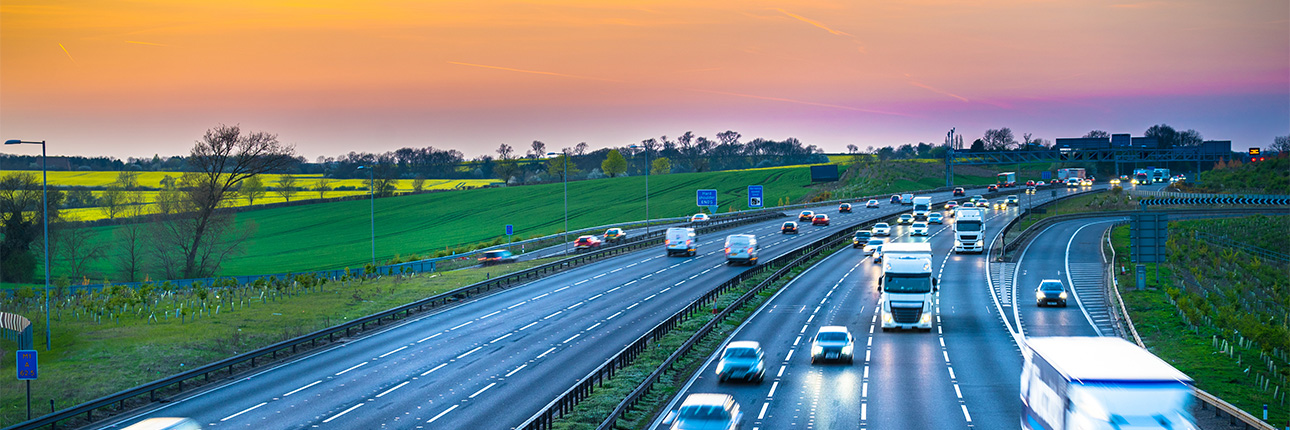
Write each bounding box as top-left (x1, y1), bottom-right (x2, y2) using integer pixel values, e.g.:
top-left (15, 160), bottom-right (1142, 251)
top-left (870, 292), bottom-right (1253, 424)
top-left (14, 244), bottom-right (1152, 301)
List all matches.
top-left (890, 194), bottom-right (901, 204)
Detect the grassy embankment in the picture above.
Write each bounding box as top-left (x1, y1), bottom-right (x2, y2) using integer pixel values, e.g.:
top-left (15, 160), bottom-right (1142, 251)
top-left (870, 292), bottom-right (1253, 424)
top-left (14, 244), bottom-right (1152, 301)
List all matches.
top-left (1110, 215), bottom-right (1289, 426)
top-left (1182, 156), bottom-right (1289, 195)
top-left (32, 166), bottom-right (821, 281)
top-left (0, 257), bottom-right (559, 426)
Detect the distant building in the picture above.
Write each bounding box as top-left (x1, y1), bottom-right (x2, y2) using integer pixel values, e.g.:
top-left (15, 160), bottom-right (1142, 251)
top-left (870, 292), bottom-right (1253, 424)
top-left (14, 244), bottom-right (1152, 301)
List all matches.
top-left (1111, 134), bottom-right (1131, 147)
top-left (1130, 137), bottom-right (1160, 149)
top-left (1199, 140), bottom-right (1232, 154)
top-left (1054, 137), bottom-right (1110, 150)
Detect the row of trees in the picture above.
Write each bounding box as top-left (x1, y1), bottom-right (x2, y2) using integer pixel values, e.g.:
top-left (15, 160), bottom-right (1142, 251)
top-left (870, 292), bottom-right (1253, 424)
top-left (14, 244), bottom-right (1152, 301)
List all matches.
top-left (1, 124), bottom-right (297, 283)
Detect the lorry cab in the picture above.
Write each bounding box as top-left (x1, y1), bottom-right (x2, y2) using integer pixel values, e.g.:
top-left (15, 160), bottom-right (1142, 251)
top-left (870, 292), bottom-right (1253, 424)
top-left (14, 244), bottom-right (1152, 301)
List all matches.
top-left (665, 227), bottom-right (697, 257)
top-left (877, 243), bottom-right (936, 332)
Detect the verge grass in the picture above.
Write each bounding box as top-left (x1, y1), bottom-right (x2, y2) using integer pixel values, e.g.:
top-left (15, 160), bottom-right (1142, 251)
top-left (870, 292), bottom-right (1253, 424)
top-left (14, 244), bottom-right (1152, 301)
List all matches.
top-left (1109, 224), bottom-right (1288, 425)
top-left (0, 257), bottom-right (557, 426)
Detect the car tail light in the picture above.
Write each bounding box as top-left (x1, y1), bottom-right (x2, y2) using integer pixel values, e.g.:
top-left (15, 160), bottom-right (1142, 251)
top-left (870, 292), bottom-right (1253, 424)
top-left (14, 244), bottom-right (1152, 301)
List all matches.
top-left (665, 239), bottom-right (671, 245)
top-left (724, 247), bottom-right (730, 253)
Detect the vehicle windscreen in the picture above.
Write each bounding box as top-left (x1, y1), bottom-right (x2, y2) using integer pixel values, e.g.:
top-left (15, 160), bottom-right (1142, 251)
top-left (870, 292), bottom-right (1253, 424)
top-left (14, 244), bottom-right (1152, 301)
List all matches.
top-left (956, 221), bottom-right (982, 231)
top-left (883, 273), bottom-right (932, 293)
top-left (723, 348), bottom-right (757, 358)
top-left (483, 251), bottom-right (505, 258)
top-left (867, 239), bottom-right (884, 246)
top-left (1041, 282), bottom-right (1064, 292)
top-left (914, 204), bottom-right (928, 211)
top-left (816, 332), bottom-right (848, 342)
top-left (726, 237), bottom-right (751, 247)
top-left (874, 223), bottom-right (889, 228)
top-left (678, 405), bottom-right (731, 421)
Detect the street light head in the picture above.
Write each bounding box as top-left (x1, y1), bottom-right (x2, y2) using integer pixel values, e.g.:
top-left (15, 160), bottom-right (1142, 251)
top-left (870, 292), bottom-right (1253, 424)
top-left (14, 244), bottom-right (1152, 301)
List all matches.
top-left (356, 165), bottom-right (367, 170)
top-left (5, 139), bottom-right (23, 145)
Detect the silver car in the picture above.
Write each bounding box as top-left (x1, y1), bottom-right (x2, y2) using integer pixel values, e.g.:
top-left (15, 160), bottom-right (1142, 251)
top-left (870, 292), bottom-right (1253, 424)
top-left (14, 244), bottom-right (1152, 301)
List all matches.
top-left (664, 393), bottom-right (743, 430)
top-left (716, 341), bottom-right (765, 383)
top-left (810, 326), bottom-right (854, 364)
top-left (723, 234), bottom-right (759, 266)
top-left (911, 222), bottom-right (929, 236)
top-left (927, 213), bottom-right (944, 224)
top-left (872, 222), bottom-right (891, 236)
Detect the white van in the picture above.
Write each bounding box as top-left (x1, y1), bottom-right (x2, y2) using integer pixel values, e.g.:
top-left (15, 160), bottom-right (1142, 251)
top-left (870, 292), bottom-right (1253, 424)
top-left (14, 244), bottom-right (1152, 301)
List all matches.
top-left (666, 227), bottom-right (698, 257)
top-left (723, 234), bottom-right (759, 265)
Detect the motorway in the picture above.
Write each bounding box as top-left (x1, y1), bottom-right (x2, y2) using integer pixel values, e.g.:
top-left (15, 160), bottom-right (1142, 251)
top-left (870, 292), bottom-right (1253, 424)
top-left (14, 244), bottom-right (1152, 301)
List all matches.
top-left (104, 187), bottom-right (1003, 429)
top-left (657, 185), bottom-right (1117, 430)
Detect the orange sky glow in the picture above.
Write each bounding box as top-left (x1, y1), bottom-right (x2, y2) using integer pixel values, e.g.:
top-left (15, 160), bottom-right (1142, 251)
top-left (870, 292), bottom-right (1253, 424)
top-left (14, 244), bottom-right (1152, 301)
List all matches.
top-left (2, 0), bottom-right (1287, 158)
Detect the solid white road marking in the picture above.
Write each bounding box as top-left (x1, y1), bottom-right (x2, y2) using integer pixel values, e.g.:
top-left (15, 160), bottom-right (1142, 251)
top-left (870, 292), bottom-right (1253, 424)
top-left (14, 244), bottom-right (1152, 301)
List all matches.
top-left (417, 333), bottom-right (442, 343)
top-left (428, 404), bottom-right (458, 423)
top-left (281, 380), bottom-right (321, 397)
top-left (220, 402), bottom-right (267, 422)
top-left (469, 382), bottom-right (496, 398)
top-left (375, 381), bottom-right (409, 398)
top-left (421, 363), bottom-right (447, 376)
top-left (481, 310), bottom-right (501, 319)
top-left (536, 347), bottom-right (557, 359)
top-left (378, 346), bottom-right (407, 358)
top-left (450, 321), bottom-right (473, 330)
top-left (506, 364), bottom-right (527, 377)
top-left (457, 346), bottom-right (483, 359)
top-left (321, 403), bottom-right (364, 423)
top-left (335, 362), bottom-right (367, 376)
top-left (490, 333), bottom-right (513, 344)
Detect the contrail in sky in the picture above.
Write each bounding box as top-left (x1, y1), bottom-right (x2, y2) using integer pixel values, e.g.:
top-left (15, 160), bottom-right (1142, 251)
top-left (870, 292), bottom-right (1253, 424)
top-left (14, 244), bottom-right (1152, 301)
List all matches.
top-left (59, 43), bottom-right (76, 62)
top-left (909, 81), bottom-right (969, 102)
top-left (448, 61), bottom-right (623, 82)
top-left (126, 41), bottom-right (170, 47)
top-left (686, 88), bottom-right (912, 117)
top-left (775, 8), bottom-right (853, 37)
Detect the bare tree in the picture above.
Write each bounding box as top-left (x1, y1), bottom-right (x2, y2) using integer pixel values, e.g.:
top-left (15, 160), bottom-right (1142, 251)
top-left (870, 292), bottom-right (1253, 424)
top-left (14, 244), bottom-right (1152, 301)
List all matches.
top-left (574, 142), bottom-right (589, 156)
top-left (412, 174), bottom-right (426, 192)
top-left (239, 175), bottom-right (266, 205)
top-left (1083, 130), bottom-right (1110, 138)
top-left (496, 143), bottom-right (514, 160)
top-left (113, 199), bottom-right (149, 282)
top-left (99, 185), bottom-right (129, 220)
top-left (276, 174), bottom-right (298, 202)
top-left (528, 140), bottom-right (546, 159)
top-left (314, 176), bottom-right (332, 199)
top-left (846, 144), bottom-right (859, 154)
top-left (53, 218), bottom-right (106, 280)
top-left (152, 124), bottom-right (295, 279)
top-left (1179, 129), bottom-right (1203, 147)
top-left (1272, 135), bottom-right (1290, 153)
top-left (982, 128), bottom-right (1017, 150)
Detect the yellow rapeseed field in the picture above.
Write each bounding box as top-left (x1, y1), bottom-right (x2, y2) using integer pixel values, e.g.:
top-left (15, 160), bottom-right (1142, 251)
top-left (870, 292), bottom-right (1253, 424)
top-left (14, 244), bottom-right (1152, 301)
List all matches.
top-left (5, 171), bottom-right (500, 222)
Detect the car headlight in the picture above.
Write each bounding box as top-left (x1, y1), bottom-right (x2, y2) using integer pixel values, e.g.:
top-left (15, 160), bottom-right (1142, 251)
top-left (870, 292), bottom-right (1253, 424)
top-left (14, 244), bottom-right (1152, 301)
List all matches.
top-left (1059, 291), bottom-right (1068, 299)
top-left (920, 312), bottom-right (932, 324)
top-left (811, 344), bottom-right (823, 356)
top-left (842, 344), bottom-right (854, 355)
top-left (1036, 291), bottom-right (1046, 300)
top-left (975, 240), bottom-right (983, 246)
top-left (881, 311), bottom-right (893, 323)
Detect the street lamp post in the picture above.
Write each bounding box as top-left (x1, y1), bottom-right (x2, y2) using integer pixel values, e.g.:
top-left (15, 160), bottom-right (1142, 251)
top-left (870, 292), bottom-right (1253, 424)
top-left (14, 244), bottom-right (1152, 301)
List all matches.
top-left (4, 139), bottom-right (50, 350)
top-left (628, 144), bottom-right (650, 235)
top-left (546, 151), bottom-right (570, 256)
top-left (356, 165), bottom-right (375, 266)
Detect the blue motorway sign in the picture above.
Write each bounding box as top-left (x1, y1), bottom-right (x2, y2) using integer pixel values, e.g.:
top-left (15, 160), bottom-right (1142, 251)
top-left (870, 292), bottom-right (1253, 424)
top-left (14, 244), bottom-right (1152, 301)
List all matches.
top-left (697, 189), bottom-right (718, 207)
top-left (16, 350), bottom-right (36, 380)
top-left (1041, 171), bottom-right (1052, 180)
top-left (748, 185), bottom-right (763, 208)
top-left (505, 224), bottom-right (513, 236)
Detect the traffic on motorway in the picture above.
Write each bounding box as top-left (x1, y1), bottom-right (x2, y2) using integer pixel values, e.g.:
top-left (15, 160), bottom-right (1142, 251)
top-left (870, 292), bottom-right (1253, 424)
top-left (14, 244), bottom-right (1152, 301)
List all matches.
top-left (107, 180), bottom-right (1199, 430)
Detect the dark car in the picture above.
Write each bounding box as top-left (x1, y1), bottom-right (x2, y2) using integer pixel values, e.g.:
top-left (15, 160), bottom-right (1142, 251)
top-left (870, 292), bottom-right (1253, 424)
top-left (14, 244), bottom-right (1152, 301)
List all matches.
top-left (890, 194), bottom-right (901, 204)
top-left (812, 214), bottom-right (830, 226)
top-left (782, 221), bottom-right (799, 234)
top-left (953, 187), bottom-right (965, 197)
top-left (1035, 279), bottom-right (1068, 307)
top-left (851, 230), bottom-right (872, 248)
top-left (839, 203), bottom-right (852, 213)
top-left (798, 210), bottom-right (814, 222)
top-left (1025, 180), bottom-right (1035, 186)
top-left (987, 184), bottom-right (998, 192)
top-left (478, 249), bottom-right (518, 266)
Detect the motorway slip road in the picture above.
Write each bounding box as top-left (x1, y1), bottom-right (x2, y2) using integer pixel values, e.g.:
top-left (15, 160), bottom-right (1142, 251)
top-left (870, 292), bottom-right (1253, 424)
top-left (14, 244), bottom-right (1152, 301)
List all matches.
top-left (658, 187), bottom-right (1093, 430)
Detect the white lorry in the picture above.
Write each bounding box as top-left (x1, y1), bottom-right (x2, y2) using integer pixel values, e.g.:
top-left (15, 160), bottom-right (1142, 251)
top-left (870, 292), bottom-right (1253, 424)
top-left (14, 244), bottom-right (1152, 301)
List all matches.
top-left (953, 209), bottom-right (985, 253)
top-left (1022, 337), bottom-right (1198, 430)
top-left (1153, 168), bottom-right (1171, 183)
top-left (877, 242), bottom-right (936, 332)
top-left (911, 196), bottom-right (931, 221)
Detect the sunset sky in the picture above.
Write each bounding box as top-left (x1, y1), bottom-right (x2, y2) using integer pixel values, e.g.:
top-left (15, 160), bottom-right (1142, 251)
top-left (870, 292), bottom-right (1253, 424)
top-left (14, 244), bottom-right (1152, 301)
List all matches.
top-left (2, 0), bottom-right (1287, 160)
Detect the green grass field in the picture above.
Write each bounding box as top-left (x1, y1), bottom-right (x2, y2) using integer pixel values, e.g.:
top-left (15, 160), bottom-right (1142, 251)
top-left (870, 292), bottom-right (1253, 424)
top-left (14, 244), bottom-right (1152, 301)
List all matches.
top-left (54, 167), bottom-right (823, 279)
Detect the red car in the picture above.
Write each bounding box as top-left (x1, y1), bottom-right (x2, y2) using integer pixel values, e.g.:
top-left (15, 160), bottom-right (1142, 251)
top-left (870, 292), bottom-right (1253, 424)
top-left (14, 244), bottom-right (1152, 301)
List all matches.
top-left (812, 214), bottom-right (830, 226)
top-left (1025, 180), bottom-right (1035, 186)
top-left (574, 235), bottom-right (602, 251)
top-left (987, 184), bottom-right (998, 192)
top-left (1050, 179), bottom-right (1062, 185)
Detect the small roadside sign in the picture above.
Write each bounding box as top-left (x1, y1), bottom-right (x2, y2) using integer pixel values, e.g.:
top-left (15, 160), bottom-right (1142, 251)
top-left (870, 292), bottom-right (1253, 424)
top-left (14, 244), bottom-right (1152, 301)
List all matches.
top-left (16, 350), bottom-right (36, 380)
top-left (697, 189), bottom-right (717, 207)
top-left (1042, 171), bottom-right (1052, 180)
top-left (748, 185), bottom-right (763, 208)
top-left (505, 224), bottom-right (513, 236)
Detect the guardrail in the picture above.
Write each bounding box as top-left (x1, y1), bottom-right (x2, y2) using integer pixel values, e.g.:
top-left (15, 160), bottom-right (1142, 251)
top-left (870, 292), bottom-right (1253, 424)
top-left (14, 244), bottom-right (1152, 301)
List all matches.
top-left (6, 211), bottom-right (785, 430)
top-left (1100, 220), bottom-right (1276, 430)
top-left (517, 209), bottom-right (875, 430)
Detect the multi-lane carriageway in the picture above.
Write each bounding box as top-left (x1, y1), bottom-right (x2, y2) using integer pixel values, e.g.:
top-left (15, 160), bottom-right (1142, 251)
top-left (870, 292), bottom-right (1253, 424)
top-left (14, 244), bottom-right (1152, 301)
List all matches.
top-left (105, 185), bottom-right (1090, 429)
top-left (661, 188), bottom-right (1159, 430)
